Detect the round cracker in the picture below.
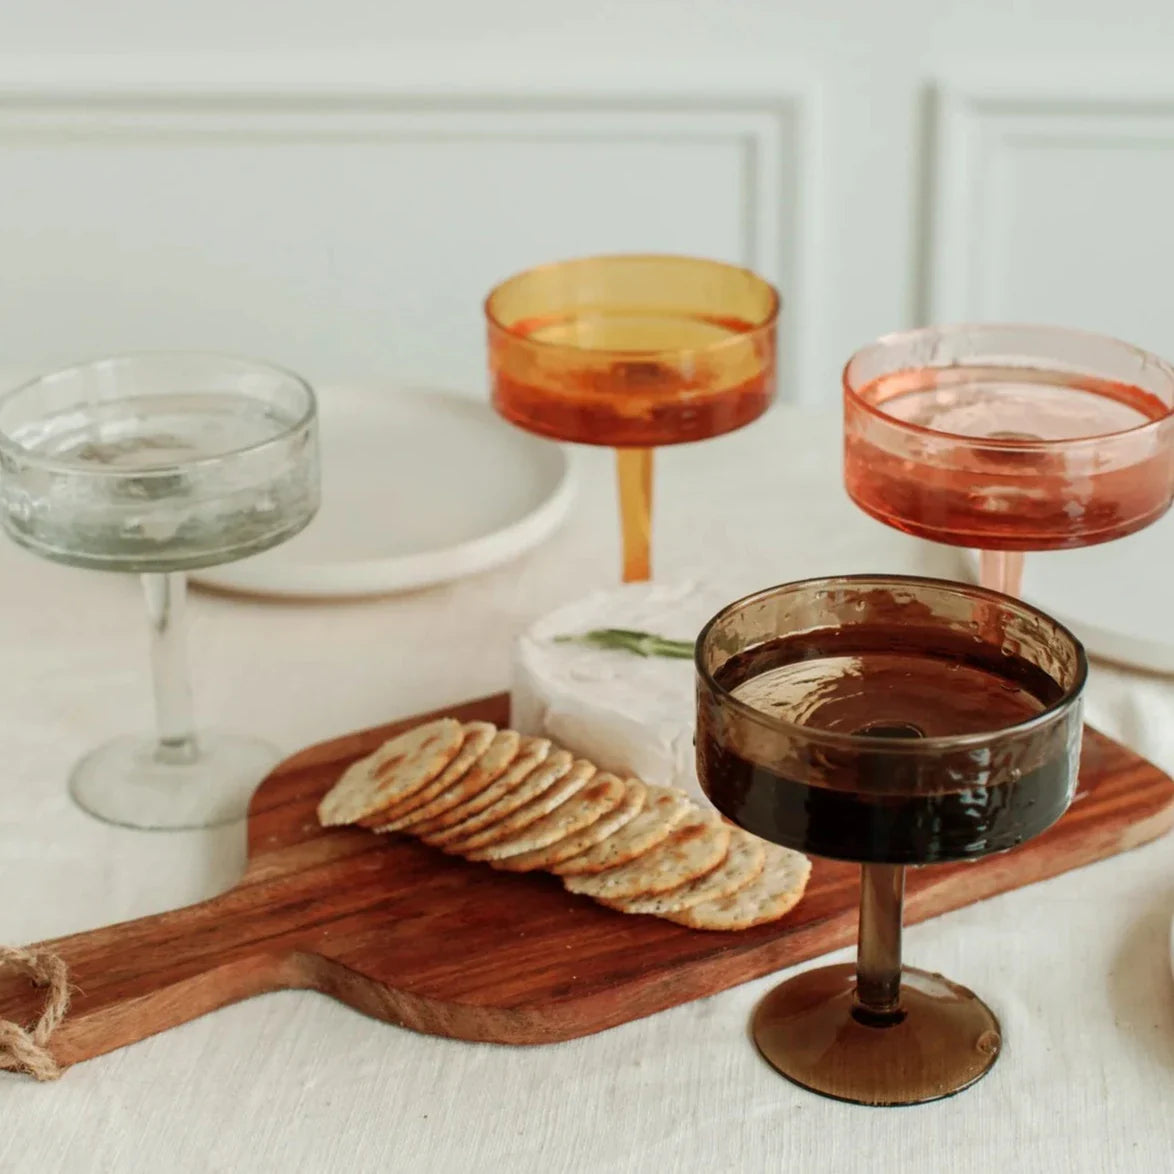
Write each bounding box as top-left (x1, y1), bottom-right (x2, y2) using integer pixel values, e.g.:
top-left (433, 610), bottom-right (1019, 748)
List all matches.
top-left (317, 718), bottom-right (464, 826)
top-left (467, 772), bottom-right (625, 862)
top-left (603, 828), bottom-right (766, 915)
top-left (564, 814), bottom-right (730, 901)
top-left (362, 721), bottom-right (497, 830)
top-left (492, 778), bottom-right (647, 873)
top-left (409, 735), bottom-right (547, 836)
top-left (423, 747), bottom-right (573, 847)
top-left (553, 785), bottom-right (692, 876)
top-left (367, 723), bottom-right (514, 832)
top-left (447, 758), bottom-right (595, 854)
top-left (664, 844), bottom-right (812, 931)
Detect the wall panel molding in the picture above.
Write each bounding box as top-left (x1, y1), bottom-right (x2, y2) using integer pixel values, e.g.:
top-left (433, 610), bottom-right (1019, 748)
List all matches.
top-left (0, 60), bottom-right (818, 399)
top-left (929, 80), bottom-right (1174, 327)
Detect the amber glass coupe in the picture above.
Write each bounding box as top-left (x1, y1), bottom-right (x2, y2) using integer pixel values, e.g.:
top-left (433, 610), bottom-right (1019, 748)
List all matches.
top-left (843, 324), bottom-right (1174, 596)
top-left (486, 255), bottom-right (779, 581)
top-left (696, 575), bottom-right (1087, 1105)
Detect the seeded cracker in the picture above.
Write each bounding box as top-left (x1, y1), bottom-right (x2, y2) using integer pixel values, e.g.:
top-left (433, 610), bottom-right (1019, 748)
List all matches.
top-left (553, 784), bottom-right (691, 876)
top-left (362, 721), bottom-right (496, 829)
top-left (664, 843), bottom-right (812, 931)
top-left (492, 778), bottom-right (647, 873)
top-left (466, 773), bottom-right (626, 862)
top-left (603, 828), bottom-right (766, 915)
top-left (408, 736), bottom-right (548, 835)
top-left (563, 813), bottom-right (730, 901)
top-left (317, 718), bottom-right (464, 827)
top-left (423, 748), bottom-right (574, 847)
top-left (446, 759), bottom-right (596, 854)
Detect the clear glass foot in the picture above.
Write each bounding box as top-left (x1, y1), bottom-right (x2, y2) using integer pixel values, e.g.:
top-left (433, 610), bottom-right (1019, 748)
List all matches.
top-left (69, 731), bottom-right (282, 830)
top-left (752, 963), bottom-right (1001, 1106)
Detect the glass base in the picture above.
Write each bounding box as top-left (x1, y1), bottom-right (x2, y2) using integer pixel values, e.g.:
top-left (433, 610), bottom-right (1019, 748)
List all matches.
top-left (752, 963), bottom-right (1001, 1106)
top-left (69, 731), bottom-right (282, 831)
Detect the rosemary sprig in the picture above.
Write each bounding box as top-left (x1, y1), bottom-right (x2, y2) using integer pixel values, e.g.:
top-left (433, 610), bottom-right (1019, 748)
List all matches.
top-left (553, 627), bottom-right (694, 659)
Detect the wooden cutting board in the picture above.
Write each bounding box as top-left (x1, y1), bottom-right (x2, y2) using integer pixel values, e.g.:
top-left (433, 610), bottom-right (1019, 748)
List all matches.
top-left (3, 693), bottom-right (1172, 1072)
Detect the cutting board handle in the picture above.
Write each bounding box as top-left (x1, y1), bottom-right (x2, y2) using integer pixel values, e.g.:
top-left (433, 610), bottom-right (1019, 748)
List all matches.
top-left (0, 882), bottom-right (305, 1072)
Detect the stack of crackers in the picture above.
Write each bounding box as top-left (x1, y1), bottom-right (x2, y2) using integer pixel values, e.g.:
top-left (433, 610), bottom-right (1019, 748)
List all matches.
top-left (317, 717), bottom-right (811, 931)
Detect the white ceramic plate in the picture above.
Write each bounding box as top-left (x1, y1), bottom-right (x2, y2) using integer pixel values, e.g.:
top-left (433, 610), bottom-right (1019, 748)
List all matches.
top-left (193, 385), bottom-right (575, 599)
top-left (961, 509), bottom-right (1174, 674)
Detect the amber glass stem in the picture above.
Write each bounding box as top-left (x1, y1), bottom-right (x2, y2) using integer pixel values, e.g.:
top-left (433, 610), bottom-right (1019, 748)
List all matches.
top-left (978, 549), bottom-right (1025, 598)
top-left (854, 863), bottom-right (905, 1025)
top-left (616, 447), bottom-right (654, 583)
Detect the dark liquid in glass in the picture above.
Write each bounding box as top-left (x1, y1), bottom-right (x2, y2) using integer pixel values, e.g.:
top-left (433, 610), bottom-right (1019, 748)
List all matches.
top-left (698, 625), bottom-right (1075, 863)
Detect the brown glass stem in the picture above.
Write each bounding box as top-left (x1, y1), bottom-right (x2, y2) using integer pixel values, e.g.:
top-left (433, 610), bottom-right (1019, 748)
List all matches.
top-left (751, 863), bottom-right (1002, 1105)
top-left (854, 863), bottom-right (904, 1024)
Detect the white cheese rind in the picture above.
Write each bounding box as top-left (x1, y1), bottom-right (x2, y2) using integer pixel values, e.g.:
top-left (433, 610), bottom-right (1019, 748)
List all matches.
top-left (511, 579), bottom-right (738, 803)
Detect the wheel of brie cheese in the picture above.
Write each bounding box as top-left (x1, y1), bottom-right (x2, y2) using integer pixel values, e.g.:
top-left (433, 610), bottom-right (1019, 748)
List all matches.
top-left (511, 579), bottom-right (740, 805)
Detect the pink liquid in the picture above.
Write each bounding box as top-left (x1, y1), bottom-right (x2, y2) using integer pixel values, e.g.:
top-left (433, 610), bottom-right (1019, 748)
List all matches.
top-left (844, 365), bottom-right (1174, 550)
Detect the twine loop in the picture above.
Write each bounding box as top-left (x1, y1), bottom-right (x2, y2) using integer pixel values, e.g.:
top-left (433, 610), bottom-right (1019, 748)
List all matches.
top-left (0, 946), bottom-right (69, 1081)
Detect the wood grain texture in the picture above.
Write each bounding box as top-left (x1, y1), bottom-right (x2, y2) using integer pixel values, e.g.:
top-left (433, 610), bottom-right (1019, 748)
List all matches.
top-left (2, 694), bottom-right (1171, 1071)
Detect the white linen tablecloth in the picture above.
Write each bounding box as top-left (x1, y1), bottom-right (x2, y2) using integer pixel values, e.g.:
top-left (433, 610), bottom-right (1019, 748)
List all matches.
top-left (2, 406), bottom-right (1172, 1173)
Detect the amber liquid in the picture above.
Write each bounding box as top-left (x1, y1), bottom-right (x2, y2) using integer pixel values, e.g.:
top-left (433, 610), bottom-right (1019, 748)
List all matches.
top-left (489, 312), bottom-right (775, 448)
top-left (698, 625), bottom-right (1076, 863)
top-left (844, 365), bottom-right (1173, 550)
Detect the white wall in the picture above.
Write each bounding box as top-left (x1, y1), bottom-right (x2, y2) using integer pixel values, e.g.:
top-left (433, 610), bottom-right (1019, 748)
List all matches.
top-left (2, 1), bottom-right (1173, 404)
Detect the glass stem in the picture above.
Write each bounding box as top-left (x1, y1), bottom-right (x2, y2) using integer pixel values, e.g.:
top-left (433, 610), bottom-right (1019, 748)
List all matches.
top-left (978, 549), bottom-right (1024, 598)
top-left (616, 447), bottom-right (654, 583)
top-left (142, 572), bottom-right (199, 766)
top-left (854, 863), bottom-right (905, 1024)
